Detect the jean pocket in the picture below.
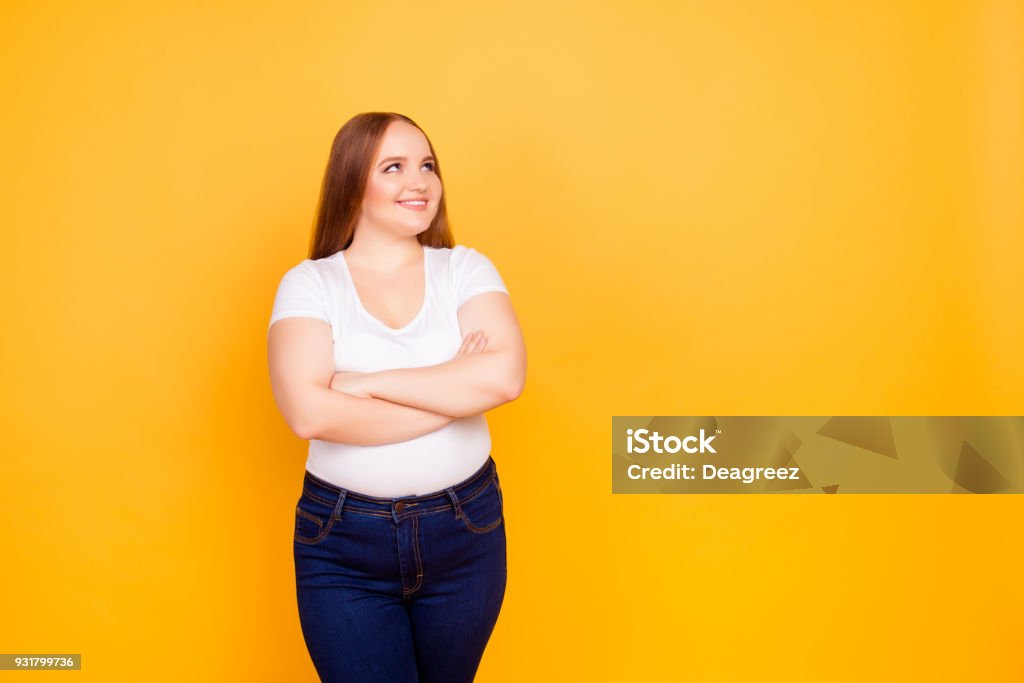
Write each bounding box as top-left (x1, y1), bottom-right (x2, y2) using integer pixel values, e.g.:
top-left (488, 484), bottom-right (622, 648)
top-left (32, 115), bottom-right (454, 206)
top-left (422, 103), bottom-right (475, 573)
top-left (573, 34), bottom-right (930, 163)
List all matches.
top-left (294, 495), bottom-right (338, 545)
top-left (459, 477), bottom-right (504, 534)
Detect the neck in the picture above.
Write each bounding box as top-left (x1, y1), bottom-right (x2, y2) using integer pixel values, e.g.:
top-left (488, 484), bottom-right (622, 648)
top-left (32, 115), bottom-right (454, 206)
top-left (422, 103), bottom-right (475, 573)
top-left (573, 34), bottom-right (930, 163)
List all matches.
top-left (345, 230), bottom-right (423, 272)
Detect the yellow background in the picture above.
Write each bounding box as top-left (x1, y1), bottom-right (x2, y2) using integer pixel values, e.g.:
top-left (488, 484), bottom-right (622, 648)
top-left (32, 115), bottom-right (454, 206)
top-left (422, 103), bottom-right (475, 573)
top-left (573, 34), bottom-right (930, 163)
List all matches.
top-left (2, 1), bottom-right (1022, 680)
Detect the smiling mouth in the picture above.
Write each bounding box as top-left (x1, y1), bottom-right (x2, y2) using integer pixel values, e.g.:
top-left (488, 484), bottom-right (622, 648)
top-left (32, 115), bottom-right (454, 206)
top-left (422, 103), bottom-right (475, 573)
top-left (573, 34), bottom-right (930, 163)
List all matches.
top-left (397, 200), bottom-right (429, 211)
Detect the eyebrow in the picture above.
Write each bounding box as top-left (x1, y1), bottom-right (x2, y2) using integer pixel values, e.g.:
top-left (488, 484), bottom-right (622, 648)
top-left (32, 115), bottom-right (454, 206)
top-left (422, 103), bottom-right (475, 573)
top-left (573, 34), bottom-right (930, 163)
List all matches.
top-left (377, 155), bottom-right (434, 167)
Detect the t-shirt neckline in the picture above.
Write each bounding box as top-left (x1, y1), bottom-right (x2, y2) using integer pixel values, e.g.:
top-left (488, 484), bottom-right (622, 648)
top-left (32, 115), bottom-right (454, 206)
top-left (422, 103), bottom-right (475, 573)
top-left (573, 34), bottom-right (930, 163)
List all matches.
top-left (338, 245), bottom-right (430, 334)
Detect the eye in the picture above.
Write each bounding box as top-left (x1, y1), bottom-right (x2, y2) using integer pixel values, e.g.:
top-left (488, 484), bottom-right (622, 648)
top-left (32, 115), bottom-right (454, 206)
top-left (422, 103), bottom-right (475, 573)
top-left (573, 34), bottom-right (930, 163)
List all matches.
top-left (383, 162), bottom-right (435, 173)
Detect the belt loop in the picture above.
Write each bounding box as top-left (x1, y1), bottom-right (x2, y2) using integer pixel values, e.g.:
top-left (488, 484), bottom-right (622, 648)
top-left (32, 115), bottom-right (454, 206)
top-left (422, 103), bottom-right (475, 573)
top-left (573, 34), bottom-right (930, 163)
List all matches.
top-left (446, 488), bottom-right (462, 519)
top-left (332, 490), bottom-right (347, 520)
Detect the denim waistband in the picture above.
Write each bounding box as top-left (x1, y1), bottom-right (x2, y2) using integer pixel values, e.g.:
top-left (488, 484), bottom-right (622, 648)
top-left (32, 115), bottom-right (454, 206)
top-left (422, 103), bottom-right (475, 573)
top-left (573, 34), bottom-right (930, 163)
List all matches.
top-left (301, 456), bottom-right (497, 523)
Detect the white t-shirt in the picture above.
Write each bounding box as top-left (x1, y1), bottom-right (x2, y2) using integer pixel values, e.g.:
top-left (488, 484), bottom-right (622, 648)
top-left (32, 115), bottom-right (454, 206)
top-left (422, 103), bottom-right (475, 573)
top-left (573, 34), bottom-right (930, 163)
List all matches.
top-left (268, 244), bottom-right (510, 496)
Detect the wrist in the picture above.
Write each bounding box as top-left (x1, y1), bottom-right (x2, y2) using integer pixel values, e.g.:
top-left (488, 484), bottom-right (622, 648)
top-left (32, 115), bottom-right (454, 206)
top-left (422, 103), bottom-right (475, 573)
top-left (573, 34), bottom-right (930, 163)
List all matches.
top-left (362, 370), bottom-right (385, 399)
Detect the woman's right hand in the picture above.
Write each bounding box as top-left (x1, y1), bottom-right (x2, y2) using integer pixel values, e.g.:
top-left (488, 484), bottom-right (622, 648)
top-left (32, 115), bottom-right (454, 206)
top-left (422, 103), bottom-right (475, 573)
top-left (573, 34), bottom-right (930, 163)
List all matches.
top-left (454, 330), bottom-right (488, 359)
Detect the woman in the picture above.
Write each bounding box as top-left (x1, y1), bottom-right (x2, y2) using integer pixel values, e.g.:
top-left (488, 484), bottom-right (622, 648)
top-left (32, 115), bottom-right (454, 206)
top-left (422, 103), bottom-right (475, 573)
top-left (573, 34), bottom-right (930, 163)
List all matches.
top-left (266, 112), bottom-right (526, 683)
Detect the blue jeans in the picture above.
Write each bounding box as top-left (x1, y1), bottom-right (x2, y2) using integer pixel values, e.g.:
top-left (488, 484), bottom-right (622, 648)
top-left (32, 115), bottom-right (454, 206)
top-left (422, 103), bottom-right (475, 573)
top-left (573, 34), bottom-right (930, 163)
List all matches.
top-left (293, 456), bottom-right (507, 682)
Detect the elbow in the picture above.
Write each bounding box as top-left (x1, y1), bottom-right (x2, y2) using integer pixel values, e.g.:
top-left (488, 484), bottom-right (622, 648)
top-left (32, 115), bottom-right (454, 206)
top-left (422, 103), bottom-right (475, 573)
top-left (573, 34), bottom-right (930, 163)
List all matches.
top-left (504, 352), bottom-right (526, 402)
top-left (291, 416), bottom-right (318, 441)
top-left (453, 381), bottom-right (520, 419)
top-left (501, 373), bottom-right (525, 403)
top-left (270, 382), bottom-right (328, 440)
top-left (287, 405), bottom-right (321, 441)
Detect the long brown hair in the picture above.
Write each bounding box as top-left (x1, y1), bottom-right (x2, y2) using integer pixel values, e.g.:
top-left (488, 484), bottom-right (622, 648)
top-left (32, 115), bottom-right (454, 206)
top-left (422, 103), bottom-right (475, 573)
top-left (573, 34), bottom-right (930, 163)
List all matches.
top-left (308, 112), bottom-right (455, 260)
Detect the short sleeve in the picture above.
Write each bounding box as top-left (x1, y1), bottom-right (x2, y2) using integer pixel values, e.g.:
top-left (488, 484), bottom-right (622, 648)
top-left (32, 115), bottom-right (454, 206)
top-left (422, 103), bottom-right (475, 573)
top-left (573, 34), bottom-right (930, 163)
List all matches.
top-left (268, 260), bottom-right (330, 331)
top-left (452, 246), bottom-right (509, 308)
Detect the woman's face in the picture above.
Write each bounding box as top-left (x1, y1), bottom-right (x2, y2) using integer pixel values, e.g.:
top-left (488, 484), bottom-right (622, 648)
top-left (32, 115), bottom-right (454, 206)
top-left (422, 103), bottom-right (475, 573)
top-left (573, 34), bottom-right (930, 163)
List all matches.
top-left (360, 120), bottom-right (442, 239)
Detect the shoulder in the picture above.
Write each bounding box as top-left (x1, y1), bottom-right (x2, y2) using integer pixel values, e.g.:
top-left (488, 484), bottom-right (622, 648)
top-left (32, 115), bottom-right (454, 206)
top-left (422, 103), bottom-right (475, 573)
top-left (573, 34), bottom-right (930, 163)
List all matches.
top-left (280, 252), bottom-right (343, 287)
top-left (426, 245), bottom-right (503, 285)
top-left (274, 258), bottom-right (315, 285)
top-left (269, 256), bottom-right (342, 329)
top-left (270, 254), bottom-right (350, 317)
top-left (433, 244), bottom-right (499, 273)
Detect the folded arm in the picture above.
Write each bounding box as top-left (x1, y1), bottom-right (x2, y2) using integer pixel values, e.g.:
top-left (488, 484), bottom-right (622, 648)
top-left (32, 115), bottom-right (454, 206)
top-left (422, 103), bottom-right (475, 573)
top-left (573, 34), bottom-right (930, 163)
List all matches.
top-left (267, 317), bottom-right (455, 445)
top-left (353, 291), bottom-right (527, 418)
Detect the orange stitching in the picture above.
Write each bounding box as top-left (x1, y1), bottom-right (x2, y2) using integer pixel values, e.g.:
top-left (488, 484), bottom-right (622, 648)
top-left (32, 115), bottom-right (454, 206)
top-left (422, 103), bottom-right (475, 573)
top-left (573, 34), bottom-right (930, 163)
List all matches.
top-left (403, 516), bottom-right (424, 595)
top-left (295, 506), bottom-right (323, 528)
top-left (304, 470), bottom-right (496, 521)
top-left (459, 479), bottom-right (503, 533)
top-left (302, 486), bottom-right (337, 506)
top-left (295, 510), bottom-right (336, 545)
top-left (300, 489), bottom-right (396, 518)
top-left (457, 473), bottom-right (494, 505)
top-left (462, 514), bottom-right (503, 534)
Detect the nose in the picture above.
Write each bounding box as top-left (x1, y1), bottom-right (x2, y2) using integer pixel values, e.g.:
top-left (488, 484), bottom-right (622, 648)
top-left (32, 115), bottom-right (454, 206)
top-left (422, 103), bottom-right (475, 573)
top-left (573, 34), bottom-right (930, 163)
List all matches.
top-left (407, 169), bottom-right (431, 191)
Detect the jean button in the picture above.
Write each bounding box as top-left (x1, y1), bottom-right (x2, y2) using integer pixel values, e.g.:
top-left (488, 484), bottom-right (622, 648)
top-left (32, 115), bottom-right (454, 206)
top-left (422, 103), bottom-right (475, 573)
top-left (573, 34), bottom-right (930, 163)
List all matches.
top-left (395, 501), bottom-right (406, 513)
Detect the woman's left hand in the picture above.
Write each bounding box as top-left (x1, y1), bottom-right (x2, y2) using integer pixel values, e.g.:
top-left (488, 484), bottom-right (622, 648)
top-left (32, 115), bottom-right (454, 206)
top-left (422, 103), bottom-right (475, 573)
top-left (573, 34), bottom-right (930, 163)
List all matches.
top-left (330, 371), bottom-right (374, 398)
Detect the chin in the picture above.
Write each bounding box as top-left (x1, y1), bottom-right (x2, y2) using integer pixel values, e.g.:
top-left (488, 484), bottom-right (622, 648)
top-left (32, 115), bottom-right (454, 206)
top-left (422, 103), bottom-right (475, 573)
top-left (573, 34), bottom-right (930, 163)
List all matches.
top-left (405, 218), bottom-right (435, 231)
top-left (397, 224), bottom-right (429, 238)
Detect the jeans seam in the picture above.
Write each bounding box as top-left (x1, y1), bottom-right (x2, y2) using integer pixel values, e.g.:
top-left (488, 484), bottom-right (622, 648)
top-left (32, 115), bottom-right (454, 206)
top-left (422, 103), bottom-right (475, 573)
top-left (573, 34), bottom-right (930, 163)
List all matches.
top-left (302, 486), bottom-right (336, 506)
top-left (461, 513), bottom-right (503, 534)
top-left (295, 509), bottom-right (336, 545)
top-left (304, 472), bottom-right (497, 521)
top-left (459, 477), bottom-right (503, 534)
top-left (402, 515), bottom-right (424, 596)
top-left (296, 506), bottom-right (324, 528)
top-left (295, 490), bottom-right (346, 545)
top-left (456, 473), bottom-right (494, 506)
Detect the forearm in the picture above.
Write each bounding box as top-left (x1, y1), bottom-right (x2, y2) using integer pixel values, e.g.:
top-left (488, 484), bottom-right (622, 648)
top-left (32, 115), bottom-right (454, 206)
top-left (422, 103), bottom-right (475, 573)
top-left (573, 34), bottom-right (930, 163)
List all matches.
top-left (303, 385), bottom-right (455, 446)
top-left (365, 351), bottom-right (521, 419)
